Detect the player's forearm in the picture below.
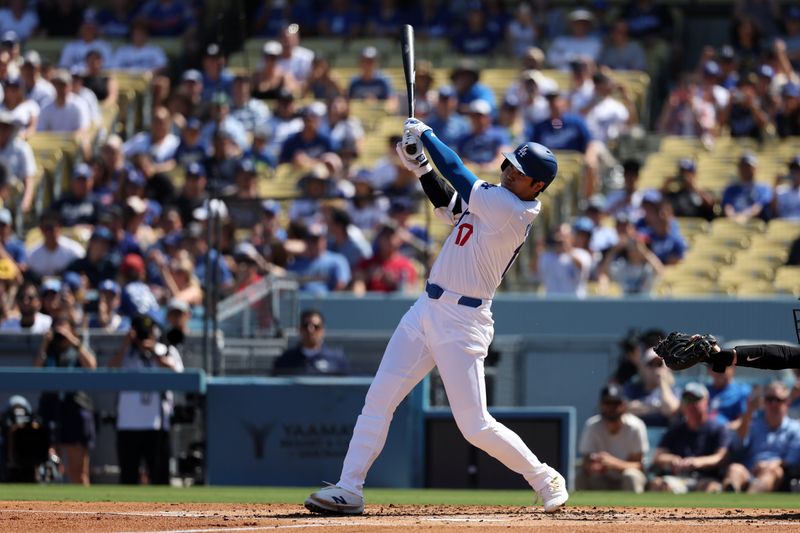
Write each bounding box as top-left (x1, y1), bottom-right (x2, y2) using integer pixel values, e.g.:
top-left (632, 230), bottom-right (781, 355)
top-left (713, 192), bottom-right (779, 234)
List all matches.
top-left (719, 344), bottom-right (800, 370)
top-left (420, 130), bottom-right (478, 202)
top-left (419, 169), bottom-right (457, 209)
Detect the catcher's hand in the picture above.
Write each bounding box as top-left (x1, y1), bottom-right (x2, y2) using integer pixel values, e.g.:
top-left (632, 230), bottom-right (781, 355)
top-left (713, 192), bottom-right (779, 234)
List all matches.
top-left (653, 332), bottom-right (718, 371)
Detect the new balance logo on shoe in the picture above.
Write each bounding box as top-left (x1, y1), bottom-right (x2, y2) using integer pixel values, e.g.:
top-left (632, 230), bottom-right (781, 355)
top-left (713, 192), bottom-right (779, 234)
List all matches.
top-left (332, 496), bottom-right (347, 505)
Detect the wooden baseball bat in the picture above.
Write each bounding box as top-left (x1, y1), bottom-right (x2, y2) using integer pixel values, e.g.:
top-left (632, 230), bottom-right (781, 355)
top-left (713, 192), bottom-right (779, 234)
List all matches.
top-left (401, 24), bottom-right (416, 154)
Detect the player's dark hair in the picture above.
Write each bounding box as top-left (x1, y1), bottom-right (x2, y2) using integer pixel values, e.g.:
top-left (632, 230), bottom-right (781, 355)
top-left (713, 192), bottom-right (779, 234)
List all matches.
top-left (300, 309), bottom-right (324, 326)
top-left (501, 159), bottom-right (511, 172)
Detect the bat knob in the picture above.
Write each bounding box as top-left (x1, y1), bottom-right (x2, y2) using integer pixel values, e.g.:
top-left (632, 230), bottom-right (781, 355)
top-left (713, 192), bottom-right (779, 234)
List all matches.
top-left (405, 145), bottom-right (416, 155)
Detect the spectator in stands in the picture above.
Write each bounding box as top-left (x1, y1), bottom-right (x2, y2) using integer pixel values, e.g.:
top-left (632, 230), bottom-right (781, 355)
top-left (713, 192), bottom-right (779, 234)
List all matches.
top-left (365, 0), bottom-right (402, 37)
top-left (650, 382), bottom-right (730, 493)
top-left (347, 169), bottom-right (389, 232)
top-left (230, 74), bottom-right (270, 134)
top-left (327, 95), bottom-right (364, 153)
top-left (273, 309), bottom-right (348, 376)
top-left (318, 0), bottom-right (362, 37)
top-left (288, 165), bottom-right (334, 227)
top-left (277, 23), bottom-right (314, 83)
top-left (288, 223), bottom-right (351, 295)
top-left (35, 315), bottom-right (96, 485)
top-left (638, 192), bottom-right (687, 265)
top-left (458, 99), bottom-right (511, 171)
top-left (37, 69), bottom-right (90, 139)
top-left (139, 0), bottom-right (194, 37)
top-left (708, 365), bottom-right (751, 428)
top-left (252, 40), bottom-right (298, 101)
top-left (0, 0), bottom-right (39, 42)
top-left (69, 66), bottom-right (101, 129)
top-left (426, 86), bottom-right (470, 147)
top-left (0, 279), bottom-right (51, 332)
top-left (453, 3), bottom-right (497, 56)
top-left (200, 44), bottom-right (233, 102)
top-left (582, 195), bottom-right (618, 254)
top-left (326, 206), bottom-right (371, 270)
top-left (347, 47), bottom-right (397, 112)
top-left (20, 51), bottom-right (54, 109)
top-left (199, 91), bottom-right (248, 151)
top-left (118, 253), bottom-right (159, 318)
top-left (1, 76), bottom-right (38, 138)
top-left (89, 279), bottom-right (128, 330)
top-left (151, 249), bottom-right (203, 308)
top-left (37, 0), bottom-right (84, 37)
top-left (82, 50), bottom-right (116, 106)
top-left (506, 3), bottom-right (538, 59)
top-left (67, 227), bottom-right (117, 289)
top-left (203, 130), bottom-right (241, 194)
top-left (776, 82), bottom-right (800, 138)
top-left (697, 61), bottom-right (729, 114)
top-left (657, 76), bottom-right (716, 141)
top-left (302, 55), bottom-right (343, 101)
top-left (529, 89), bottom-right (591, 151)
top-left (111, 20), bottom-right (167, 74)
top-left (566, 57), bottom-right (595, 115)
top-left (27, 212), bottom-right (85, 277)
top-left (625, 347), bottom-right (680, 426)
top-left (584, 71), bottom-right (637, 144)
top-left (722, 153), bottom-right (772, 223)
top-left (175, 118), bottom-right (206, 167)
top-left (353, 225), bottom-right (418, 295)
top-left (599, 21), bottom-right (646, 72)
top-left (59, 10), bottom-right (113, 70)
top-left (577, 384), bottom-right (648, 493)
top-left (450, 60), bottom-right (497, 117)
top-left (722, 381), bottom-right (800, 493)
top-left (771, 155), bottom-right (800, 220)
top-left (181, 221), bottom-right (234, 294)
top-left (279, 104), bottom-right (333, 168)
top-left (231, 242), bottom-right (270, 293)
top-left (730, 18), bottom-right (762, 74)
top-left (266, 92), bottom-right (302, 163)
top-left (178, 69), bottom-right (205, 118)
top-left (0, 110), bottom-right (35, 214)
top-left (534, 223), bottom-right (592, 298)
top-left (0, 207), bottom-right (26, 270)
top-left (546, 9), bottom-right (602, 70)
top-left (506, 70), bottom-right (554, 128)
top-left (597, 212), bottom-right (663, 295)
top-left (124, 106), bottom-right (180, 176)
top-left (96, 0), bottom-right (132, 39)
top-left (109, 313), bottom-right (184, 485)
top-left (662, 159), bottom-right (717, 221)
top-left (51, 163), bottom-right (99, 228)
top-left (719, 77), bottom-right (770, 141)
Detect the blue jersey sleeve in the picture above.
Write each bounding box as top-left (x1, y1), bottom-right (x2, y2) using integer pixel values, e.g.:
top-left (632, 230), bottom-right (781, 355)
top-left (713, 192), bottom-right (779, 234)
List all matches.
top-left (421, 130), bottom-right (479, 202)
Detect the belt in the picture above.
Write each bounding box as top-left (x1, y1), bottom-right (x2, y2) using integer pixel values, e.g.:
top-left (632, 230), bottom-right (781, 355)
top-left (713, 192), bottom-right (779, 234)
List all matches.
top-left (425, 282), bottom-right (483, 308)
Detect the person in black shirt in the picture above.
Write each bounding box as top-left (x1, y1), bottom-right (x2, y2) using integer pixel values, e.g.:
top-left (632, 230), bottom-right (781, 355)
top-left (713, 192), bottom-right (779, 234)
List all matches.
top-left (51, 163), bottom-right (99, 228)
top-left (273, 310), bottom-right (348, 376)
top-left (661, 159), bottom-right (717, 221)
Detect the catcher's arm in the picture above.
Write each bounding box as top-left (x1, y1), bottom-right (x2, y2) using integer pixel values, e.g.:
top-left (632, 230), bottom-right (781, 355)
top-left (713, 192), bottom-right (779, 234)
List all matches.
top-left (718, 344), bottom-right (800, 370)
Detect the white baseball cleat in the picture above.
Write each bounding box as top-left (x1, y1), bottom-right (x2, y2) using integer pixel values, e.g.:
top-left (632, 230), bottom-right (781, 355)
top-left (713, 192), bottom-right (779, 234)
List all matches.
top-left (304, 483), bottom-right (364, 515)
top-left (537, 468), bottom-right (569, 513)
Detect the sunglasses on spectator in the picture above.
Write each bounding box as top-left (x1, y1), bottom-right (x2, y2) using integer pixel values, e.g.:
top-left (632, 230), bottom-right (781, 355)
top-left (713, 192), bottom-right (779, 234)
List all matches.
top-left (765, 396), bottom-right (787, 403)
top-left (301, 322), bottom-right (323, 331)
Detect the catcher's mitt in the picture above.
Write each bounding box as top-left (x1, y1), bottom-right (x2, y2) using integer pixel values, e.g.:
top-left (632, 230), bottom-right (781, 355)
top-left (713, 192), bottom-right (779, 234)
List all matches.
top-left (653, 332), bottom-right (718, 371)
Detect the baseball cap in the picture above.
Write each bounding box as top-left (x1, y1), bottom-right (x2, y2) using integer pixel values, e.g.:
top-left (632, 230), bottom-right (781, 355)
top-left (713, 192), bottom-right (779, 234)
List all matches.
top-left (468, 99), bottom-right (492, 115)
top-left (451, 59), bottom-right (480, 80)
top-left (236, 158), bottom-right (257, 175)
top-left (182, 69), bottom-right (203, 83)
top-left (569, 9), bottom-right (594, 22)
top-left (719, 45), bottom-right (736, 60)
top-left (22, 51), bottom-right (41, 67)
top-left (167, 298), bottom-right (191, 314)
top-left (0, 208), bottom-right (11, 226)
top-left (261, 199), bottom-right (281, 216)
top-left (757, 64), bottom-right (774, 79)
top-left (438, 86), bottom-right (456, 99)
top-left (703, 61), bottom-right (720, 77)
top-left (90, 226), bottom-right (114, 242)
top-left (205, 43), bottom-right (222, 57)
top-left (120, 253), bottom-right (146, 276)
top-left (600, 384), bottom-right (627, 403)
top-left (186, 162), bottom-right (206, 178)
top-left (305, 223), bottom-right (327, 239)
top-left (782, 82), bottom-right (800, 98)
top-left (127, 170), bottom-right (147, 187)
top-left (234, 241), bottom-right (260, 263)
top-left (72, 163), bottom-right (92, 180)
top-left (185, 117), bottom-right (202, 130)
top-left (740, 152), bottom-right (758, 166)
top-left (361, 46), bottom-right (378, 59)
top-left (51, 69), bottom-right (72, 85)
top-left (389, 196), bottom-right (415, 214)
top-left (210, 92), bottom-right (230, 107)
top-left (41, 278), bottom-right (62, 294)
top-left (572, 216), bottom-right (595, 234)
top-left (641, 189), bottom-right (663, 205)
top-left (615, 210), bottom-right (633, 224)
top-left (300, 101), bottom-right (326, 118)
top-left (682, 382), bottom-right (709, 402)
top-left (126, 196), bottom-right (148, 215)
top-left (502, 142), bottom-right (558, 189)
top-left (98, 279), bottom-right (121, 295)
top-left (262, 40), bottom-right (283, 56)
top-left (2, 76), bottom-right (21, 88)
top-left (62, 271), bottom-right (82, 292)
top-left (586, 194), bottom-right (606, 213)
top-left (1, 30), bottom-right (18, 45)
top-left (678, 158), bottom-right (697, 172)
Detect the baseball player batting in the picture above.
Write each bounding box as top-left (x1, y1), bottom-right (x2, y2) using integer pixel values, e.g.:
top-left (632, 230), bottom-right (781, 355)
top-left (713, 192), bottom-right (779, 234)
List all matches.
top-left (305, 118), bottom-right (568, 515)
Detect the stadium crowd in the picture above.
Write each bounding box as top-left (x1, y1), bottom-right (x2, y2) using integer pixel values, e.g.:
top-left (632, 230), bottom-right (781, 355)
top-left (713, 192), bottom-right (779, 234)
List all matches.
top-left (0, 0), bottom-right (797, 484)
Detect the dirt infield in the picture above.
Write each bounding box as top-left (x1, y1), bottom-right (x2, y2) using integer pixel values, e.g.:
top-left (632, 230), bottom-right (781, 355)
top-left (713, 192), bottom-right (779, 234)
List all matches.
top-left (1, 501), bottom-right (799, 532)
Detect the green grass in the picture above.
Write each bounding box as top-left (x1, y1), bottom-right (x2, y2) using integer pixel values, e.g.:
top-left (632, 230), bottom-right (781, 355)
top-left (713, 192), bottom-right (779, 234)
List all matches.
top-left (0, 485), bottom-right (799, 509)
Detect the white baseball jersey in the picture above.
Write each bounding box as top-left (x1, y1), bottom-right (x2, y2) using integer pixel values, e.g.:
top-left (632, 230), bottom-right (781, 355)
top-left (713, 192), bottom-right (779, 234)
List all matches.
top-left (428, 179), bottom-right (540, 300)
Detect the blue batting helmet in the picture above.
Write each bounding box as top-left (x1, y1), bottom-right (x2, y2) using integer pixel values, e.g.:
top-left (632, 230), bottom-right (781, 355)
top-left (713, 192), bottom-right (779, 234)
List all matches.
top-left (502, 142), bottom-right (558, 190)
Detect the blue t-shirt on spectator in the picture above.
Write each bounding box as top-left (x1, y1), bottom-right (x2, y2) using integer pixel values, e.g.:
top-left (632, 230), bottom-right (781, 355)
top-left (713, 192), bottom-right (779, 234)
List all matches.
top-left (453, 29), bottom-right (497, 55)
top-left (288, 251), bottom-right (351, 295)
top-left (348, 73), bottom-right (395, 100)
top-left (176, 141), bottom-right (207, 167)
top-left (427, 113), bottom-right (470, 147)
top-left (529, 113), bottom-right (592, 153)
top-left (279, 132), bottom-right (334, 164)
top-left (640, 226), bottom-right (687, 264)
top-left (120, 280), bottom-right (159, 317)
top-left (721, 182), bottom-right (773, 215)
top-left (658, 419), bottom-right (731, 458)
top-left (3, 237), bottom-right (27, 266)
top-left (457, 127), bottom-right (509, 164)
top-left (195, 250), bottom-right (233, 287)
top-left (457, 83), bottom-right (497, 116)
top-left (202, 71), bottom-right (234, 102)
top-left (708, 381), bottom-right (751, 424)
top-left (743, 415), bottom-right (800, 469)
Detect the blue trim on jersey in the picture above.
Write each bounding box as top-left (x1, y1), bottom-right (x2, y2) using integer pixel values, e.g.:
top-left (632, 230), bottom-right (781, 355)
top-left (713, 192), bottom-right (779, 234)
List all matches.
top-left (421, 130), bottom-right (479, 202)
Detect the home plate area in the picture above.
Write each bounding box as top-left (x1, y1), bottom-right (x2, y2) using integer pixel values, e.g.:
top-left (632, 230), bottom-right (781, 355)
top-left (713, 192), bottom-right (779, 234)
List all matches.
top-left (3, 502), bottom-right (800, 532)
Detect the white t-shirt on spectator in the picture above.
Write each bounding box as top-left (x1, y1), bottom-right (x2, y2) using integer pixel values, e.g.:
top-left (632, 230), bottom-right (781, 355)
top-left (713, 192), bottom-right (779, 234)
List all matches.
top-left (27, 236), bottom-right (86, 276)
top-left (112, 44), bottom-right (168, 72)
top-left (330, 117), bottom-right (364, 148)
top-left (1, 99), bottom-right (40, 131)
top-left (116, 343), bottom-right (184, 431)
top-left (586, 97), bottom-right (630, 143)
top-left (277, 46), bottom-right (314, 82)
top-left (75, 85), bottom-right (101, 126)
top-left (59, 38), bottom-right (113, 70)
top-left (0, 9), bottom-right (39, 40)
top-left (775, 184), bottom-right (800, 220)
top-left (0, 135), bottom-right (36, 183)
top-left (0, 312), bottom-right (52, 333)
top-left (37, 94), bottom-right (90, 132)
top-left (537, 248), bottom-right (592, 297)
top-left (27, 78), bottom-right (56, 109)
top-left (569, 80), bottom-right (595, 114)
top-left (578, 412), bottom-right (649, 459)
top-left (546, 36), bottom-right (602, 70)
top-left (123, 132), bottom-right (180, 163)
top-left (368, 156), bottom-right (400, 190)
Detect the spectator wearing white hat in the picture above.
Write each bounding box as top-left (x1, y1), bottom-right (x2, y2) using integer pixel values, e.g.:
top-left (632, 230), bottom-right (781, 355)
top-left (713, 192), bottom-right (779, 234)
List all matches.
top-left (0, 109), bottom-right (35, 214)
top-left (546, 9), bottom-right (603, 70)
top-left (348, 46), bottom-right (398, 113)
top-left (111, 20), bottom-right (168, 74)
top-left (59, 10), bottom-right (113, 70)
top-left (277, 23), bottom-right (314, 83)
top-left (20, 51), bottom-right (55, 109)
top-left (252, 40), bottom-right (299, 100)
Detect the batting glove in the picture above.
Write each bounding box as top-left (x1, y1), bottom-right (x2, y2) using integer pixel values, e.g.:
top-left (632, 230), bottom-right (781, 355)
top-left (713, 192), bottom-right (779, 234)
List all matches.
top-left (403, 118), bottom-right (432, 139)
top-left (395, 132), bottom-right (432, 177)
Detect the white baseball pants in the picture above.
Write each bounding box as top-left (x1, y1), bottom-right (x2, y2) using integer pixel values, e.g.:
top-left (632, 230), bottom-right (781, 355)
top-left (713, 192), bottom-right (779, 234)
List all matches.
top-left (337, 293), bottom-right (551, 495)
